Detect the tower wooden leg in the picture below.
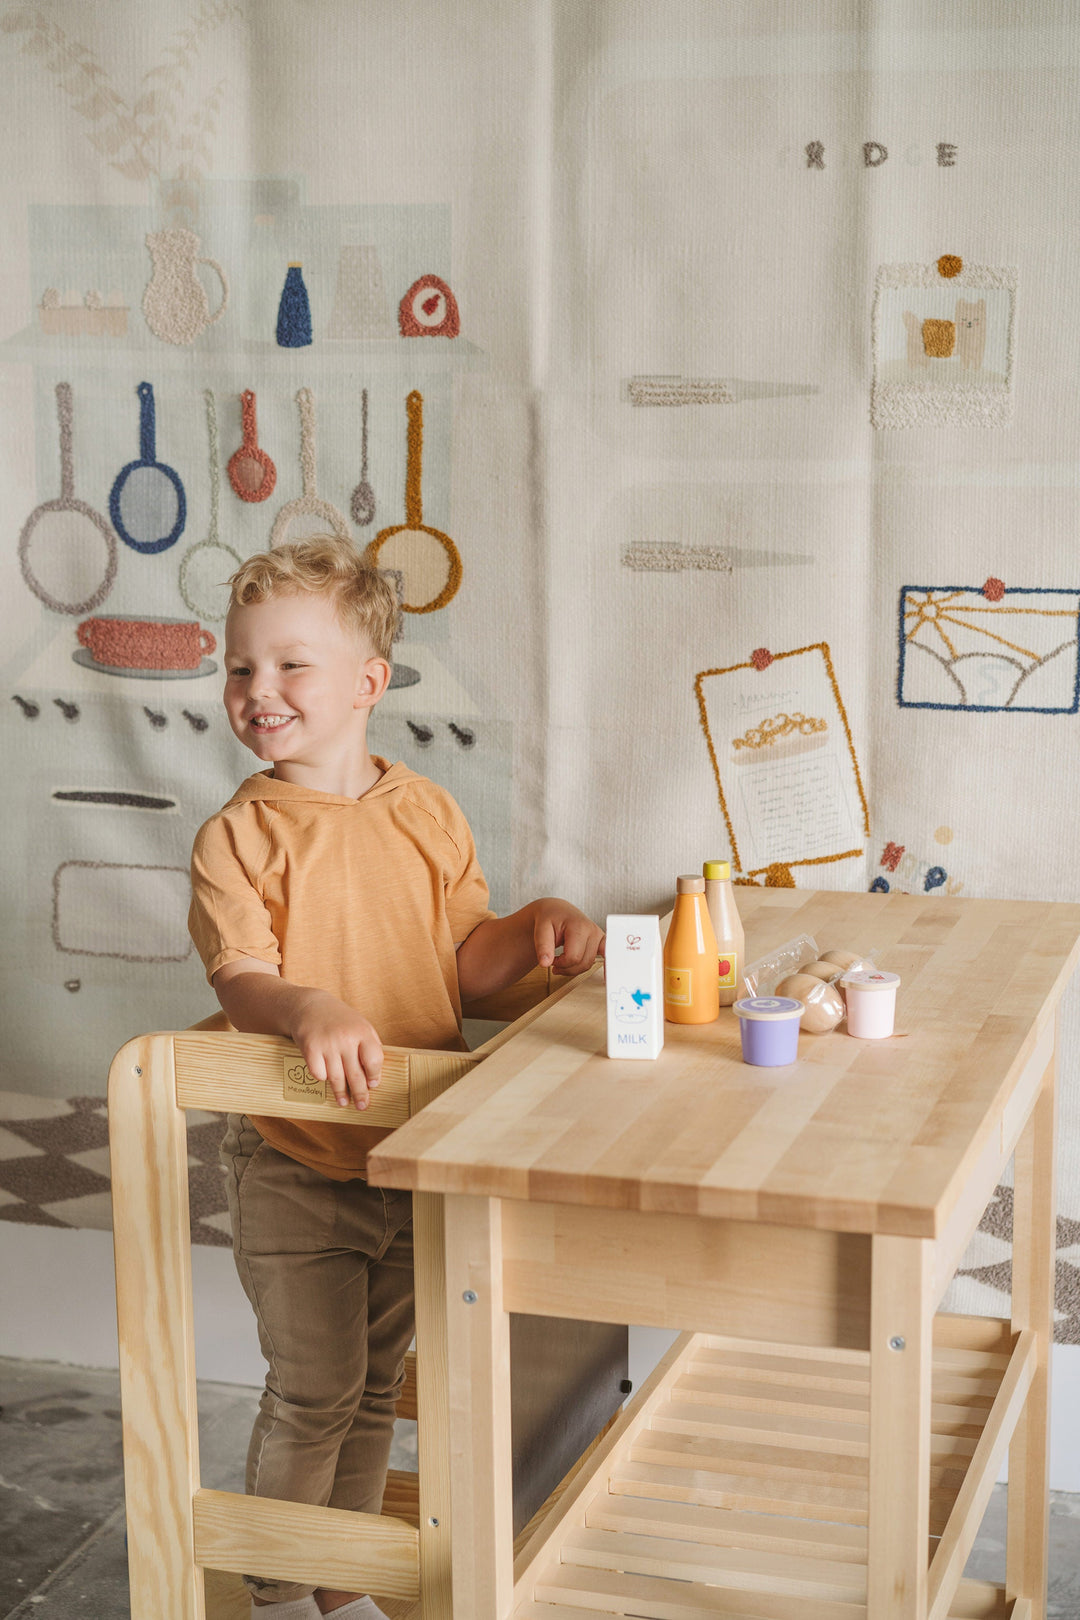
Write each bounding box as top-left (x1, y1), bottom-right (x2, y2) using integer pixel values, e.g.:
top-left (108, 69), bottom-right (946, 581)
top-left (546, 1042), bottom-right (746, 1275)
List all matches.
top-left (1007, 1039), bottom-right (1058, 1620)
top-left (443, 1194), bottom-right (513, 1620)
top-left (868, 1233), bottom-right (934, 1619)
top-left (109, 1035), bottom-right (205, 1620)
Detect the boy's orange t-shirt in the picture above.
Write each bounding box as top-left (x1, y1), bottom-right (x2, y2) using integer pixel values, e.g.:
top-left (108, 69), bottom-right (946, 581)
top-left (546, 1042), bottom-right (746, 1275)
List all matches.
top-left (188, 759), bottom-right (494, 1179)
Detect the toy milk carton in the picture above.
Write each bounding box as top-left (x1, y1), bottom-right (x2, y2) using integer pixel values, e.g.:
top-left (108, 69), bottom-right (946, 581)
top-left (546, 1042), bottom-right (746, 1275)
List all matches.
top-left (606, 915), bottom-right (664, 1060)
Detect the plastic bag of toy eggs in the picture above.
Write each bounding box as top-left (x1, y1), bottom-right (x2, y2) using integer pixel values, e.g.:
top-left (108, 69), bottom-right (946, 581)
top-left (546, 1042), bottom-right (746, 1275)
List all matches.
top-left (815, 949), bottom-right (876, 998)
top-left (774, 973), bottom-right (846, 1033)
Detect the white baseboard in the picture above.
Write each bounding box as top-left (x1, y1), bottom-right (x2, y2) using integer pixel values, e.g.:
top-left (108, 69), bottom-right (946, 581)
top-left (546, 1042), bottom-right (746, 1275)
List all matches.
top-left (1048, 1341), bottom-right (1080, 1491)
top-left (5, 1227), bottom-right (1080, 1493)
top-left (1, 1222), bottom-right (265, 1386)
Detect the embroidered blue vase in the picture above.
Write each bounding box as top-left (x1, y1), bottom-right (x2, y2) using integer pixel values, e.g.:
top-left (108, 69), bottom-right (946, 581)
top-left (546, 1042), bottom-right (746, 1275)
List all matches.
top-left (276, 263), bottom-right (312, 347)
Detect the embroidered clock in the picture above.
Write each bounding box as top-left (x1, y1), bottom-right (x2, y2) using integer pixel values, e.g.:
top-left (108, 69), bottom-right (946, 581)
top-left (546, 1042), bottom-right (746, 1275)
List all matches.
top-left (399, 274), bottom-right (460, 337)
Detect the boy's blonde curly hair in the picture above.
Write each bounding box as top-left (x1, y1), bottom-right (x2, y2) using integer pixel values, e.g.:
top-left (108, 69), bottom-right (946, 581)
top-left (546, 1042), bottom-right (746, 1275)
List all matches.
top-left (228, 537), bottom-right (398, 661)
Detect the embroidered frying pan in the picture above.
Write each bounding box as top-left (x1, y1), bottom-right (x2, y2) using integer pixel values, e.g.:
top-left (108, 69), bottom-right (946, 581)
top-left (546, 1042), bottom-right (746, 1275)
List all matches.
top-left (227, 388), bottom-right (276, 503)
top-left (269, 386), bottom-right (351, 548)
top-left (178, 389), bottom-right (243, 622)
top-left (19, 382), bottom-right (118, 615)
top-left (364, 390), bottom-right (461, 614)
top-left (349, 388), bottom-right (375, 527)
top-left (109, 381), bottom-right (187, 554)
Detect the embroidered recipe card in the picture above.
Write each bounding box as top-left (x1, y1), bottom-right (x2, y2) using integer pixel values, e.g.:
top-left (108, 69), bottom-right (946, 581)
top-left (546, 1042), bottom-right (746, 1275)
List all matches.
top-left (696, 644), bottom-right (869, 879)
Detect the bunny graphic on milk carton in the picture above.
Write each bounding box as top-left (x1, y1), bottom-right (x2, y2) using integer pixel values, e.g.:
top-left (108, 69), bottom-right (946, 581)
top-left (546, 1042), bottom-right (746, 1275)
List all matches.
top-left (606, 915), bottom-right (664, 1060)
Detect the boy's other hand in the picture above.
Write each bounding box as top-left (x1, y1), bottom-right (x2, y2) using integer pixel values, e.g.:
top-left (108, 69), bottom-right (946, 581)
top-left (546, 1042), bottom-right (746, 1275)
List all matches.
top-left (532, 900), bottom-right (605, 977)
top-left (292, 990), bottom-right (384, 1110)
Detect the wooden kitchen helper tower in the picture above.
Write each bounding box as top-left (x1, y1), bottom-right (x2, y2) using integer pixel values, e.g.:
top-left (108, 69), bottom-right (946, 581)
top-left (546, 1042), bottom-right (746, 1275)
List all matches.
top-left (367, 887), bottom-right (1079, 1620)
top-left (107, 968), bottom-right (622, 1620)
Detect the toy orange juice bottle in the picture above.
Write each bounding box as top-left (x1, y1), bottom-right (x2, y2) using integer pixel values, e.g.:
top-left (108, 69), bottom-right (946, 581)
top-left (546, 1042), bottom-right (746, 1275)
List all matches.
top-left (703, 859), bottom-right (744, 1007)
top-left (663, 875), bottom-right (720, 1024)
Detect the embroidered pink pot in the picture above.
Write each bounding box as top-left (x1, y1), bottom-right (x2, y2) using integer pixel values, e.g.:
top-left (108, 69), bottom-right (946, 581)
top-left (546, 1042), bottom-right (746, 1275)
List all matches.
top-left (77, 614), bottom-right (215, 671)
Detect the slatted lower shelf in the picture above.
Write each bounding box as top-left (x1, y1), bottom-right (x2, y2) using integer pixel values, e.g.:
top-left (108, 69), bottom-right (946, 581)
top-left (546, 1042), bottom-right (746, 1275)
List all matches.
top-left (515, 1321), bottom-right (1028, 1620)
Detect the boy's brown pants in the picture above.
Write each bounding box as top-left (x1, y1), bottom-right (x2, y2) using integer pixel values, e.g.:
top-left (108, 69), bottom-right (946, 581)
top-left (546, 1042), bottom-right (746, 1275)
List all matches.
top-left (222, 1116), bottom-right (415, 1604)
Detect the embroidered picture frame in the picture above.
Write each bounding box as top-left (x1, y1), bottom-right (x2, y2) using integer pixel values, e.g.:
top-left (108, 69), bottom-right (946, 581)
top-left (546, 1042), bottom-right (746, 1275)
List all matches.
top-left (871, 259), bottom-right (1017, 429)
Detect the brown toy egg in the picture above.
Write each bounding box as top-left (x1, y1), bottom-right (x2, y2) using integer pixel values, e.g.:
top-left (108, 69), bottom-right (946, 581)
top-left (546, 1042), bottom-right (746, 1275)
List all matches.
top-left (777, 972), bottom-right (821, 1002)
top-left (820, 949), bottom-right (867, 973)
top-left (802, 960), bottom-right (840, 981)
top-left (819, 950), bottom-right (875, 997)
top-left (775, 973), bottom-right (845, 1033)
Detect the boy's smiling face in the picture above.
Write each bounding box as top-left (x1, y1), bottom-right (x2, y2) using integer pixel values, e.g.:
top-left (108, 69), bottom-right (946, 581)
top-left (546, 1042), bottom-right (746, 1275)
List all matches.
top-left (223, 590), bottom-right (388, 777)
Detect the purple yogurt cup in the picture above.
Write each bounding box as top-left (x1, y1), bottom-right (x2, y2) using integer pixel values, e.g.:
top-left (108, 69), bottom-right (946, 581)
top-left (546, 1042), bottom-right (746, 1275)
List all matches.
top-left (733, 996), bottom-right (804, 1066)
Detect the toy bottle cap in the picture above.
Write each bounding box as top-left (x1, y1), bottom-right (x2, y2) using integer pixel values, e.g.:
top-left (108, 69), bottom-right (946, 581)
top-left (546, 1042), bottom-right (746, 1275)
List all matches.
top-left (676, 874), bottom-right (705, 894)
top-left (703, 860), bottom-right (730, 881)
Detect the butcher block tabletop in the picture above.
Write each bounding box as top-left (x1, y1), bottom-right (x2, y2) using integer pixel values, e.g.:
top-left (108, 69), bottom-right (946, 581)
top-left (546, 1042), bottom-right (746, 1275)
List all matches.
top-left (366, 887), bottom-right (1080, 1237)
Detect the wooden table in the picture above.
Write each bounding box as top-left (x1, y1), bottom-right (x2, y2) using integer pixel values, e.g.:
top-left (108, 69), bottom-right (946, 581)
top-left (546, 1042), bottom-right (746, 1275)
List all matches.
top-left (367, 887), bottom-right (1080, 1620)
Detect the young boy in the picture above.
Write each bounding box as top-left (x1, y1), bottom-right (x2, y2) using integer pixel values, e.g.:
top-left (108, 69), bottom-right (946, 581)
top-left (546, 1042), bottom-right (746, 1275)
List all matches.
top-left (188, 537), bottom-right (603, 1620)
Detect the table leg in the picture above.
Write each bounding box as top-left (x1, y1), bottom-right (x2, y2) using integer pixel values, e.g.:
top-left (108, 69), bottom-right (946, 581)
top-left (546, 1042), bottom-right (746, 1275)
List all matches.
top-left (443, 1194), bottom-right (513, 1620)
top-left (1007, 1032), bottom-right (1058, 1620)
top-left (868, 1233), bottom-right (934, 1618)
top-left (414, 1191), bottom-right (452, 1620)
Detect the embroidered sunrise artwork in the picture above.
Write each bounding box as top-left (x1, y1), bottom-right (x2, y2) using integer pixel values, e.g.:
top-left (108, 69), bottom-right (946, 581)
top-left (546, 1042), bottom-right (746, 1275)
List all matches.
top-left (897, 584), bottom-right (1080, 712)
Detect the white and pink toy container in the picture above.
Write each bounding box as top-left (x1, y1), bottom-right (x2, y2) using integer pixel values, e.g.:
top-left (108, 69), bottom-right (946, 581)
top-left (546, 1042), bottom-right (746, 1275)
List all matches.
top-left (841, 969), bottom-right (900, 1038)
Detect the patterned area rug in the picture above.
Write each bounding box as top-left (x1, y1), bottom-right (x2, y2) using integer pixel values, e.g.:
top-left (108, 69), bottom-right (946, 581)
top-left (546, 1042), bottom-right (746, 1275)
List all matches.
top-left (944, 1180), bottom-right (1080, 1346)
top-left (0, 1091), bottom-right (231, 1247)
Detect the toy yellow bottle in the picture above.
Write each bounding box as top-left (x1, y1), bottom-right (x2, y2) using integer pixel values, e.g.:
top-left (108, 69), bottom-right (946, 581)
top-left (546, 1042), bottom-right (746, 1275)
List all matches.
top-left (663, 875), bottom-right (720, 1024)
top-left (703, 859), bottom-right (745, 1006)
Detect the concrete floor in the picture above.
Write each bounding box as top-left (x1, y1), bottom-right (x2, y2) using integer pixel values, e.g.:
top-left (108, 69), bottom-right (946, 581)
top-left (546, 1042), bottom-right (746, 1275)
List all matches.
top-left (3, 1357), bottom-right (1080, 1619)
top-left (0, 1357), bottom-right (416, 1619)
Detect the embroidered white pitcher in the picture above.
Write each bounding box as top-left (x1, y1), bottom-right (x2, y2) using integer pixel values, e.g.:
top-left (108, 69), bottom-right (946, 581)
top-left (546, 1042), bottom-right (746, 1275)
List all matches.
top-left (142, 229), bottom-right (229, 346)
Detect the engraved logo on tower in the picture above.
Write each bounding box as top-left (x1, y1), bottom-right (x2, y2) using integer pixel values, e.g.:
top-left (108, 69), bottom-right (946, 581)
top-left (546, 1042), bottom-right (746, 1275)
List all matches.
top-left (283, 1058), bottom-right (327, 1103)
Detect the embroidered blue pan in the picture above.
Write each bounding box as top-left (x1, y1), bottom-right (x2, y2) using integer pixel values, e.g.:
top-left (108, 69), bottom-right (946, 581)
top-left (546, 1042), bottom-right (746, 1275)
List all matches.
top-left (109, 381), bottom-right (187, 554)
